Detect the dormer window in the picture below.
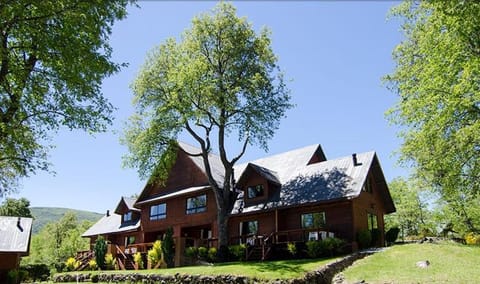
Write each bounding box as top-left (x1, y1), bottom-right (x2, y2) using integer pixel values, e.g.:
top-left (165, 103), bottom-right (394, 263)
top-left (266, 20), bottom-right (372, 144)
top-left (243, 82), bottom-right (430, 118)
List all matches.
top-left (123, 211), bottom-right (132, 222)
top-left (247, 185), bottom-right (264, 199)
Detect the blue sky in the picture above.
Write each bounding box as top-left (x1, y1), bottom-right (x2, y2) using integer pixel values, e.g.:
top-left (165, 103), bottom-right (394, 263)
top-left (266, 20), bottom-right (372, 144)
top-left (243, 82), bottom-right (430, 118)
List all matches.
top-left (12, 1), bottom-right (408, 213)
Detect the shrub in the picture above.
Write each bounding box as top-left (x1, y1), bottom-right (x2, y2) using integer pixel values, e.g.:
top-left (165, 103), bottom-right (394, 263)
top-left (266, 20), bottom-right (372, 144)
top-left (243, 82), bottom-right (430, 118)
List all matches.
top-left (94, 236), bottom-right (107, 269)
top-left (21, 264), bottom-right (50, 282)
top-left (323, 237), bottom-right (345, 255)
top-left (134, 252), bottom-right (144, 269)
top-left (385, 227), bottom-right (400, 245)
top-left (88, 259), bottom-right (98, 271)
top-left (207, 247), bottom-right (217, 262)
top-left (162, 228), bottom-right (175, 268)
top-left (104, 253), bottom-right (116, 270)
top-left (65, 257), bottom-right (80, 271)
top-left (306, 240), bottom-right (324, 258)
top-left (357, 229), bottom-right (372, 249)
top-left (198, 246), bottom-right (208, 260)
top-left (228, 244), bottom-right (246, 261)
top-left (185, 246), bottom-right (198, 259)
top-left (7, 269), bottom-right (19, 284)
top-left (287, 242), bottom-right (297, 256)
top-left (465, 232), bottom-right (480, 245)
top-left (148, 240), bottom-right (166, 268)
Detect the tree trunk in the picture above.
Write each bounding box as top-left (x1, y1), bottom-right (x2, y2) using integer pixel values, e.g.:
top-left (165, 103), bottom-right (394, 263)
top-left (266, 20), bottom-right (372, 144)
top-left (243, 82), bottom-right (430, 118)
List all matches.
top-left (217, 205), bottom-right (230, 262)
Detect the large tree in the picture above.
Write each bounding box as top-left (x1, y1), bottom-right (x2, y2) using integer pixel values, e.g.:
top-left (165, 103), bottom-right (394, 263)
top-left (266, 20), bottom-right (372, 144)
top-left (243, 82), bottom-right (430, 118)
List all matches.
top-left (0, 0), bottom-right (133, 196)
top-left (123, 2), bottom-right (292, 258)
top-left (386, 1), bottom-right (480, 232)
top-left (0, 197), bottom-right (32, 217)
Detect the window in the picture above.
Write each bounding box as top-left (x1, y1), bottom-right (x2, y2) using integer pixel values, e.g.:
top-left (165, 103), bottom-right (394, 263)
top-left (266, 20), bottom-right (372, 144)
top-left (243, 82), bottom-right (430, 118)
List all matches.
top-left (123, 211), bottom-right (132, 222)
top-left (186, 194), bottom-right (207, 214)
top-left (362, 177), bottom-right (373, 193)
top-left (150, 203), bottom-right (166, 220)
top-left (240, 220), bottom-right (258, 235)
top-left (125, 236), bottom-right (135, 246)
top-left (247, 184), bottom-right (264, 199)
top-left (301, 212), bottom-right (326, 229)
top-left (368, 213), bottom-right (378, 230)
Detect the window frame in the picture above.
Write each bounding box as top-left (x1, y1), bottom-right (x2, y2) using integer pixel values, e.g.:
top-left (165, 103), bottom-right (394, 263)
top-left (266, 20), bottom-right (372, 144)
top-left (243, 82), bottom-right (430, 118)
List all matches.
top-left (368, 212), bottom-right (378, 230)
top-left (186, 194), bottom-right (207, 215)
top-left (150, 203), bottom-right (166, 221)
top-left (301, 212), bottom-right (326, 229)
top-left (247, 184), bottom-right (264, 199)
top-left (123, 211), bottom-right (132, 222)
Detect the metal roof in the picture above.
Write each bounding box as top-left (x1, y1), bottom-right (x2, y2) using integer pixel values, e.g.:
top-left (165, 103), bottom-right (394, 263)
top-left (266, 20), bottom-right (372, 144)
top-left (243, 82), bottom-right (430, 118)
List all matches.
top-left (178, 142), bottom-right (225, 187)
top-left (81, 213), bottom-right (140, 237)
top-left (0, 216), bottom-right (33, 254)
top-left (231, 151), bottom-right (377, 214)
top-left (115, 197), bottom-right (140, 214)
top-left (136, 185), bottom-right (210, 205)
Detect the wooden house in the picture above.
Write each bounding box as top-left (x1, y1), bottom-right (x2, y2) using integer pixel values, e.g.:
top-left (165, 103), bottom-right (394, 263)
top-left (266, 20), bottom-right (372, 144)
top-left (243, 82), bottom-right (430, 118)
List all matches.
top-left (0, 216), bottom-right (33, 282)
top-left (82, 142), bottom-right (395, 268)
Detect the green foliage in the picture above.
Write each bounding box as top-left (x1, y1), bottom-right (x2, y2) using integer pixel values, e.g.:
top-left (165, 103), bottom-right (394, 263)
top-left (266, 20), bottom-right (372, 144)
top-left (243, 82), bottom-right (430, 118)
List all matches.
top-left (20, 264), bottom-right (50, 282)
top-left (162, 228), bottom-right (175, 268)
top-left (0, 198), bottom-right (32, 217)
top-left (386, 0), bottom-right (480, 233)
top-left (22, 212), bottom-right (91, 268)
top-left (208, 247), bottom-right (218, 263)
top-left (104, 253), bottom-right (116, 270)
top-left (65, 257), bottom-right (80, 271)
top-left (185, 246), bottom-right (198, 259)
top-left (357, 229), bottom-right (372, 249)
top-left (88, 259), bottom-right (98, 271)
top-left (94, 236), bottom-right (107, 270)
top-left (0, 0), bottom-right (132, 195)
top-left (287, 242), bottom-right (297, 256)
top-left (385, 227), bottom-right (400, 245)
top-left (198, 246), bottom-right (208, 260)
top-left (133, 252), bottom-right (144, 270)
top-left (305, 240), bottom-right (323, 258)
top-left (123, 2), bottom-right (292, 255)
top-left (229, 244), bottom-right (246, 261)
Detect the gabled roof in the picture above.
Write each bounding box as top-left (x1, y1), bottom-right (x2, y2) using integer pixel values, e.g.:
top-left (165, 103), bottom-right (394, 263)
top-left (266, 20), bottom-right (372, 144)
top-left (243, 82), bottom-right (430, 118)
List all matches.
top-left (114, 197), bottom-right (140, 215)
top-left (231, 151), bottom-right (395, 214)
top-left (0, 216), bottom-right (33, 255)
top-left (82, 212), bottom-right (140, 238)
top-left (178, 141), bottom-right (225, 186)
top-left (236, 163), bottom-right (281, 187)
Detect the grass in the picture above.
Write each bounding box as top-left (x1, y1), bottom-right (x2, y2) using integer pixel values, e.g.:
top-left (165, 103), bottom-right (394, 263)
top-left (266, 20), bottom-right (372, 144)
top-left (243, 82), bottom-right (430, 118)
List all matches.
top-left (52, 257), bottom-right (337, 283)
top-left (343, 242), bottom-right (480, 284)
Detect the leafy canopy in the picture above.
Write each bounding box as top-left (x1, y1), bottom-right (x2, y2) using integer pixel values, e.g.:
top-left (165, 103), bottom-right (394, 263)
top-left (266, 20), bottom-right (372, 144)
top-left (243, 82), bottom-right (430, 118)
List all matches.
top-left (123, 2), bottom-right (292, 182)
top-left (0, 197), bottom-right (32, 217)
top-left (386, 1), bottom-right (480, 231)
top-left (0, 0), bottom-right (133, 196)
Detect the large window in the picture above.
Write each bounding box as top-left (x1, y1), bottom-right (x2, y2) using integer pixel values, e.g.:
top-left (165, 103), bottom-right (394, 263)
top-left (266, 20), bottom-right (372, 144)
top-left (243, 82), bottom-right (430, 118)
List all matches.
top-left (240, 220), bottom-right (258, 235)
top-left (150, 203), bottom-right (166, 220)
top-left (186, 194), bottom-right (207, 214)
top-left (123, 211), bottom-right (132, 222)
top-left (301, 212), bottom-right (326, 229)
top-left (247, 185), bottom-right (264, 199)
top-left (368, 213), bottom-right (378, 230)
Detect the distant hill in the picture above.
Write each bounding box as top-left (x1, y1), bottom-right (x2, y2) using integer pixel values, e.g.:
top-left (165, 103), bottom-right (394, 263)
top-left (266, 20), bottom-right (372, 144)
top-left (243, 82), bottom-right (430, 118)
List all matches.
top-left (30, 207), bottom-right (103, 234)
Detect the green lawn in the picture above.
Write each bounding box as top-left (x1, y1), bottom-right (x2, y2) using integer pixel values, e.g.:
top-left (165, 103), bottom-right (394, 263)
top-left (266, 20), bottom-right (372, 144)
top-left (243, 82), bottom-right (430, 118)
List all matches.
top-left (343, 242), bottom-right (480, 284)
top-left (54, 257), bottom-right (337, 283)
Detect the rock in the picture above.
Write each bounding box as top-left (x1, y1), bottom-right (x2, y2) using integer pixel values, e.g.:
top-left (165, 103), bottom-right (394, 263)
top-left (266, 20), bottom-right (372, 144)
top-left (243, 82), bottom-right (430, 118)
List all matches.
top-left (416, 260), bottom-right (430, 268)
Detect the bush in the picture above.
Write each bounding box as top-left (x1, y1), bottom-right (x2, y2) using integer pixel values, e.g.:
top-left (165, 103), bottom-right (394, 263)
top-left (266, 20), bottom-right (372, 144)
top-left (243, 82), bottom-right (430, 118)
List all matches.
top-left (162, 228), bottom-right (175, 268)
top-left (357, 229), bottom-right (372, 249)
top-left (198, 246), bottom-right (208, 260)
top-left (465, 232), bottom-right (480, 245)
top-left (104, 253), bottom-right (116, 270)
top-left (88, 259), bottom-right (98, 271)
top-left (208, 247), bottom-right (217, 262)
top-left (385, 227), bottom-right (400, 245)
top-left (306, 240), bottom-right (324, 258)
top-left (65, 257), bottom-right (80, 271)
top-left (228, 244), bottom-right (246, 261)
top-left (287, 242), bottom-right (297, 256)
top-left (134, 252), bottom-right (144, 269)
top-left (148, 240), bottom-right (166, 268)
top-left (185, 246), bottom-right (198, 259)
top-left (21, 264), bottom-right (49, 282)
top-left (323, 237), bottom-right (345, 255)
top-left (7, 269), bottom-right (19, 284)
top-left (94, 236), bottom-right (107, 269)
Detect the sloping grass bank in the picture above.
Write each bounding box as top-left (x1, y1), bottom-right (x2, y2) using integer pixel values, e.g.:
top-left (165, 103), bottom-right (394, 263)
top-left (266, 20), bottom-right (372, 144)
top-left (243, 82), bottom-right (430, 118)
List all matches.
top-left (343, 242), bottom-right (480, 283)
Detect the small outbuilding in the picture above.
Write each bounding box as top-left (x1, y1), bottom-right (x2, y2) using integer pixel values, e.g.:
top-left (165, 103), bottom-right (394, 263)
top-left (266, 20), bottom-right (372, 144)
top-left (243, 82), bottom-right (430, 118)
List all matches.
top-left (0, 216), bottom-right (33, 282)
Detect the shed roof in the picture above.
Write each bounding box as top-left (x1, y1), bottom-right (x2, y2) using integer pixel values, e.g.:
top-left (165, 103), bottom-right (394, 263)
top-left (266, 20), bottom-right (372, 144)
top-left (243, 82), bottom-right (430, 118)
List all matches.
top-left (0, 216), bottom-right (33, 254)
